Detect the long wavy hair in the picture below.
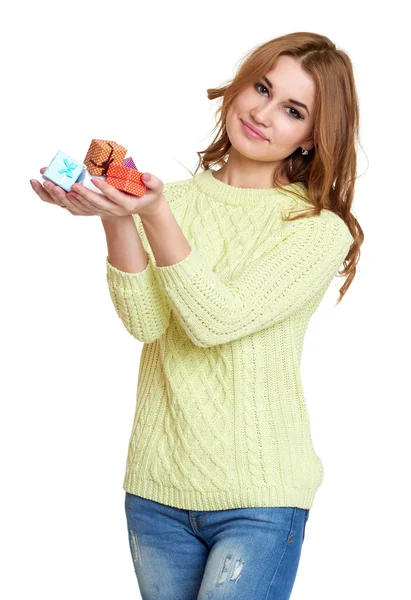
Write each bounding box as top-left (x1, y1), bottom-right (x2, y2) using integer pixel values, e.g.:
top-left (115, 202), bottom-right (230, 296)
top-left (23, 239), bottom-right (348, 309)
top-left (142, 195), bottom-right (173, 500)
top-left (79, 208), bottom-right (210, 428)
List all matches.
top-left (180, 32), bottom-right (364, 305)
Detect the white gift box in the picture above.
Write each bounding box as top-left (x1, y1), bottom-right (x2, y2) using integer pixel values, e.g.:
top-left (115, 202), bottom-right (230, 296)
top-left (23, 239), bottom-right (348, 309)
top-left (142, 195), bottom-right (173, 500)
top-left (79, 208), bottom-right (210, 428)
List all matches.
top-left (76, 169), bottom-right (106, 195)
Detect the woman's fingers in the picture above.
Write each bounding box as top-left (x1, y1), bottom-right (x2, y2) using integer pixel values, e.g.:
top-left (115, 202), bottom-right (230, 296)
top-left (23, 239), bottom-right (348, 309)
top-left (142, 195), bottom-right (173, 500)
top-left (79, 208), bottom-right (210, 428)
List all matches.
top-left (36, 168), bottom-right (65, 205)
top-left (31, 168), bottom-right (112, 216)
top-left (63, 193), bottom-right (91, 215)
top-left (42, 180), bottom-right (68, 207)
top-left (67, 190), bottom-right (99, 214)
top-left (30, 179), bottom-right (56, 205)
top-left (47, 184), bottom-right (87, 214)
top-left (30, 177), bottom-right (78, 213)
top-left (71, 182), bottom-right (124, 213)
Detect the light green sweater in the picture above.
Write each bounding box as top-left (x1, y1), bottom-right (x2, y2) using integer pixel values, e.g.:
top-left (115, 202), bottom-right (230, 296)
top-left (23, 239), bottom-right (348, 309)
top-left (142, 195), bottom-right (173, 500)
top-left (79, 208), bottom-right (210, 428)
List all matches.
top-left (106, 168), bottom-right (353, 511)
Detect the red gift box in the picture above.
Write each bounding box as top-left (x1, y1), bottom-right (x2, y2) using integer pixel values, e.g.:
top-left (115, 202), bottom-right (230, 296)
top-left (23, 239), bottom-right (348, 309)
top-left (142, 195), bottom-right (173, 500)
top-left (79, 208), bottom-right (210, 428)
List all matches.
top-left (106, 164), bottom-right (146, 197)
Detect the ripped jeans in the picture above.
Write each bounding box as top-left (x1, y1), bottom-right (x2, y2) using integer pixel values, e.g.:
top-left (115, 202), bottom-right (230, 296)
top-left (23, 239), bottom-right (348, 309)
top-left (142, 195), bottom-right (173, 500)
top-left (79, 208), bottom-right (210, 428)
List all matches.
top-left (124, 491), bottom-right (310, 600)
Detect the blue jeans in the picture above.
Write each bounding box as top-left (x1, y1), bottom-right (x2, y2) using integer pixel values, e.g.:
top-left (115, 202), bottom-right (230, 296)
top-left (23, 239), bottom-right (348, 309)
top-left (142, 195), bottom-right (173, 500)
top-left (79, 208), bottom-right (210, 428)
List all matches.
top-left (125, 491), bottom-right (310, 599)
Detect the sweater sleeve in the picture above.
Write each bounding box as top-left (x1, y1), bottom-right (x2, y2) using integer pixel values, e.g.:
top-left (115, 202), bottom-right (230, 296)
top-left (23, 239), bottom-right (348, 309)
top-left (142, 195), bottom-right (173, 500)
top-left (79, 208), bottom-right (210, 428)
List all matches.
top-left (105, 180), bottom-right (190, 343)
top-left (106, 253), bottom-right (172, 343)
top-left (153, 211), bottom-right (354, 348)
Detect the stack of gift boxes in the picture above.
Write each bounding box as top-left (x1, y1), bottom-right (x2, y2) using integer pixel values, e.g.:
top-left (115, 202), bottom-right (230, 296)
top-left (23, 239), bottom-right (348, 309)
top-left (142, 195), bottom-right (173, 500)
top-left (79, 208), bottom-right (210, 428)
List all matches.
top-left (42, 139), bottom-right (147, 197)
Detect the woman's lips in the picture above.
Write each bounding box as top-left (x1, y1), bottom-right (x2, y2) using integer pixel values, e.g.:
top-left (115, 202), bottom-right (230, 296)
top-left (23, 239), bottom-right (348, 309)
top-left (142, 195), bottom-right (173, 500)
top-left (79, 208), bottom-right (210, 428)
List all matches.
top-left (241, 120), bottom-right (268, 141)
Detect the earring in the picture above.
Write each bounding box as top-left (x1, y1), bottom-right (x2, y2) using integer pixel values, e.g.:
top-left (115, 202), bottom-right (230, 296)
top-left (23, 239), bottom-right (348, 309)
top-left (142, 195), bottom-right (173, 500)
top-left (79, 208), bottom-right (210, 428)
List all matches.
top-left (301, 148), bottom-right (309, 155)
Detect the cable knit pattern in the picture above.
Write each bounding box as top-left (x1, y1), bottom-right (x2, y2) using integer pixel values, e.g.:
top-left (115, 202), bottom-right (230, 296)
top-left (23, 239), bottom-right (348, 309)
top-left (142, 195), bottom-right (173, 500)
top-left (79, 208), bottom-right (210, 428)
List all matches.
top-left (106, 169), bottom-right (354, 510)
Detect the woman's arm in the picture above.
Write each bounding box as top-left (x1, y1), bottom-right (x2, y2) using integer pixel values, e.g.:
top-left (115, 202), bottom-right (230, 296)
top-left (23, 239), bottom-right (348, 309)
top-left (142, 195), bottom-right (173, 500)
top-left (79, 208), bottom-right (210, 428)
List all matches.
top-left (140, 204), bottom-right (354, 348)
top-left (103, 215), bottom-right (171, 343)
top-left (102, 215), bottom-right (149, 273)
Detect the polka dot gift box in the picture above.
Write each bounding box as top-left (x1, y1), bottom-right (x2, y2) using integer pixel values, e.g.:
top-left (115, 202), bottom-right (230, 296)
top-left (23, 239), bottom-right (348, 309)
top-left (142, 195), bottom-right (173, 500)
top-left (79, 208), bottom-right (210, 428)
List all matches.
top-left (42, 150), bottom-right (86, 192)
top-left (41, 140), bottom-right (146, 197)
top-left (83, 139), bottom-right (127, 176)
top-left (106, 163), bottom-right (147, 197)
top-left (76, 154), bottom-right (140, 195)
top-left (122, 156), bottom-right (137, 170)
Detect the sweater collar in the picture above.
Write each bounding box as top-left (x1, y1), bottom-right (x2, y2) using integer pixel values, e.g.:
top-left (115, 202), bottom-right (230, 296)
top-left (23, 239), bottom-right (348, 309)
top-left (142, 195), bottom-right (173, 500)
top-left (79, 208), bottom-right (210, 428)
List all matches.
top-left (192, 168), bottom-right (308, 207)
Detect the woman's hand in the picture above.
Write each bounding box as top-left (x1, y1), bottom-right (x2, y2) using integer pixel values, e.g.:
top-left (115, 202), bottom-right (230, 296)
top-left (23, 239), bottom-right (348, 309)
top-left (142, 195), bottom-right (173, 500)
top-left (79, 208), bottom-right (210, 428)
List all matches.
top-left (29, 168), bottom-right (167, 220)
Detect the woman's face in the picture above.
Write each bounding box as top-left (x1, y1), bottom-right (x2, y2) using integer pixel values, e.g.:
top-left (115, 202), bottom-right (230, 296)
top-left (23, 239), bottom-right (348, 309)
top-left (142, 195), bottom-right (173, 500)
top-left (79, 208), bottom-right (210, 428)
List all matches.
top-left (225, 55), bottom-right (316, 164)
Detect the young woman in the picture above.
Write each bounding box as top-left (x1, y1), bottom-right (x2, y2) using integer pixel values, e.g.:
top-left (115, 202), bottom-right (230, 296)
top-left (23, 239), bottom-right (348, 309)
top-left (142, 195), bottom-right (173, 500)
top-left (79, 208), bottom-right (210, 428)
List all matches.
top-left (30, 31), bottom-right (362, 600)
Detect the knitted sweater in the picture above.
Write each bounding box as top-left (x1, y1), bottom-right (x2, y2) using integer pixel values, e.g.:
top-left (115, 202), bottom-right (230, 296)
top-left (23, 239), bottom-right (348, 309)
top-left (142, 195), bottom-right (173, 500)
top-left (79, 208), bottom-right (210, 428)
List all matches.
top-left (105, 168), bottom-right (353, 511)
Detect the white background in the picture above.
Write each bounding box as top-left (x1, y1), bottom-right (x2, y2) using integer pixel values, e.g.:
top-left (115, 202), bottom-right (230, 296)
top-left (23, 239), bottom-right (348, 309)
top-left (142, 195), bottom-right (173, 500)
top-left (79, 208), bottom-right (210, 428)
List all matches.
top-left (2, 0), bottom-right (409, 598)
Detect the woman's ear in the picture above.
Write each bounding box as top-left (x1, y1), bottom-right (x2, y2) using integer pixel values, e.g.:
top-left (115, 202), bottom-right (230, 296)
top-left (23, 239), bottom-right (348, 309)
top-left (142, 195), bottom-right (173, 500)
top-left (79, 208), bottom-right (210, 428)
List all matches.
top-left (304, 136), bottom-right (315, 151)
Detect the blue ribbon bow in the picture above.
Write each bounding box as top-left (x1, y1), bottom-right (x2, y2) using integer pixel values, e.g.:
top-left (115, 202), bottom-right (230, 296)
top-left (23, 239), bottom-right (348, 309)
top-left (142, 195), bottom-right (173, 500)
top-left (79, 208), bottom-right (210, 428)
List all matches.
top-left (58, 158), bottom-right (78, 179)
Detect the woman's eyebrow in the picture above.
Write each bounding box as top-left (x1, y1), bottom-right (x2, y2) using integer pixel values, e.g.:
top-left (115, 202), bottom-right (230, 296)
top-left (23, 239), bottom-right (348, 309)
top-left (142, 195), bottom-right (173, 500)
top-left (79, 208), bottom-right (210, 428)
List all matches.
top-left (262, 76), bottom-right (310, 116)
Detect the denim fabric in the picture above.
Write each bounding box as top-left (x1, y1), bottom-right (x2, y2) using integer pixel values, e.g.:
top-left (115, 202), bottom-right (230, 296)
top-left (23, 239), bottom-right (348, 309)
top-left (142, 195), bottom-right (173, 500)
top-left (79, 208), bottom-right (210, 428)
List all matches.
top-left (125, 491), bottom-right (310, 599)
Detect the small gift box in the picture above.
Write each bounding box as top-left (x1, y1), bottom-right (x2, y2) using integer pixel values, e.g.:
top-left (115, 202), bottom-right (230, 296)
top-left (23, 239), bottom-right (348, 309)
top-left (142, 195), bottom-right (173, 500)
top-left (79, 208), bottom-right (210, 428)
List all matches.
top-left (42, 150), bottom-right (85, 192)
top-left (76, 169), bottom-right (106, 195)
top-left (106, 163), bottom-right (147, 197)
top-left (83, 139), bottom-right (127, 176)
top-left (122, 156), bottom-right (137, 170)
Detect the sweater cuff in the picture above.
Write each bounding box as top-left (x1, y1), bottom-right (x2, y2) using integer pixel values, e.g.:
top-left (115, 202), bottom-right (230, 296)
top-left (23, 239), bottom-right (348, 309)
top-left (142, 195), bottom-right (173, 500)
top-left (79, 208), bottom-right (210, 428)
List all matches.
top-left (154, 247), bottom-right (207, 288)
top-left (106, 255), bottom-right (155, 293)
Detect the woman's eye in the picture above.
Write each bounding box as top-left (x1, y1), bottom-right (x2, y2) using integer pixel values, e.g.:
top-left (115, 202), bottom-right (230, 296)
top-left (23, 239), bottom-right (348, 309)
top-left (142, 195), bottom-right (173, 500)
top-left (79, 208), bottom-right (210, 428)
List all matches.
top-left (254, 82), bottom-right (269, 96)
top-left (254, 82), bottom-right (305, 121)
top-left (285, 106), bottom-right (304, 121)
